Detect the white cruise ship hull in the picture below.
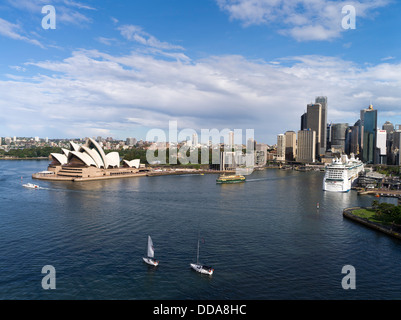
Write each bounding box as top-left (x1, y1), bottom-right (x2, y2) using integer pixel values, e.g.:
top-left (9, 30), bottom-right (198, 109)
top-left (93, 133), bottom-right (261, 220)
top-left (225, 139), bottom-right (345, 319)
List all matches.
top-left (323, 155), bottom-right (364, 193)
top-left (323, 175), bottom-right (358, 193)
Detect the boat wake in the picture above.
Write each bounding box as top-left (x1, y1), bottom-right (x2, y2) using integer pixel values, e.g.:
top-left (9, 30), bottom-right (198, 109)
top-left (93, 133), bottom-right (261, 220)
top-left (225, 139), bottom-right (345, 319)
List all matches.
top-left (245, 178), bottom-right (271, 182)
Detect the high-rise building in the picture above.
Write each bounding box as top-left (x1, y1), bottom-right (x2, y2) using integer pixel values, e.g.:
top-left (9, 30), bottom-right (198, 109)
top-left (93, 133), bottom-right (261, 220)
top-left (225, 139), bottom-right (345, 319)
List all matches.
top-left (376, 129), bottom-right (387, 164)
top-left (297, 129), bottom-right (316, 163)
top-left (383, 121), bottom-right (394, 134)
top-left (326, 123), bottom-right (332, 150)
top-left (300, 112), bottom-right (307, 130)
top-left (345, 125), bottom-right (359, 156)
top-left (315, 96), bottom-right (328, 154)
top-left (382, 121), bottom-right (394, 164)
top-left (306, 103), bottom-right (322, 158)
top-left (284, 131), bottom-right (297, 161)
top-left (331, 123), bottom-right (349, 153)
top-left (276, 134), bottom-right (286, 162)
top-left (228, 131), bottom-right (234, 150)
top-left (360, 104), bottom-right (377, 164)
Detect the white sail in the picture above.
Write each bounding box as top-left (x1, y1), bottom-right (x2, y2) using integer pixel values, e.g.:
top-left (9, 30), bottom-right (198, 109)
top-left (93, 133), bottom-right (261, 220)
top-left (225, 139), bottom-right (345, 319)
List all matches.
top-left (147, 235), bottom-right (154, 258)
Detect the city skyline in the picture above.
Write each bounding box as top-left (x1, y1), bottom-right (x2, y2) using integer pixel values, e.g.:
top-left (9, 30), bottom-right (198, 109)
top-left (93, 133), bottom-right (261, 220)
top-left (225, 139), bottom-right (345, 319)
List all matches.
top-left (1, 1), bottom-right (401, 144)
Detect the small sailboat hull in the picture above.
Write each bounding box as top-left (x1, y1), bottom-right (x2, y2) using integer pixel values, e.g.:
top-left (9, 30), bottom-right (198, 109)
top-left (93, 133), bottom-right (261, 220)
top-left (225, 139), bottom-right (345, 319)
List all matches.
top-left (190, 263), bottom-right (213, 275)
top-left (143, 236), bottom-right (159, 266)
top-left (143, 257), bottom-right (159, 266)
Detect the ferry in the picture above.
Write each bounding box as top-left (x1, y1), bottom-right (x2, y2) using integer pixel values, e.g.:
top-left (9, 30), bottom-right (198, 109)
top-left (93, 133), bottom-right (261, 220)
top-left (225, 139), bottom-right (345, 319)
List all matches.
top-left (323, 154), bottom-right (364, 192)
top-left (216, 174), bottom-right (246, 184)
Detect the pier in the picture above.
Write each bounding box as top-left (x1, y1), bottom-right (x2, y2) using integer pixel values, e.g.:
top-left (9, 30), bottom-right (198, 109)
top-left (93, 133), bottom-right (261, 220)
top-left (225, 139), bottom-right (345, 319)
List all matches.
top-left (357, 188), bottom-right (401, 198)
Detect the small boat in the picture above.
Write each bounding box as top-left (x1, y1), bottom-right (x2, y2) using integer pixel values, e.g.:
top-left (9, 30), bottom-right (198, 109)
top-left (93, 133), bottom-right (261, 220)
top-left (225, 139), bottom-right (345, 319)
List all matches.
top-left (143, 235), bottom-right (159, 267)
top-left (190, 236), bottom-right (213, 275)
top-left (23, 183), bottom-right (39, 189)
top-left (216, 174), bottom-right (245, 184)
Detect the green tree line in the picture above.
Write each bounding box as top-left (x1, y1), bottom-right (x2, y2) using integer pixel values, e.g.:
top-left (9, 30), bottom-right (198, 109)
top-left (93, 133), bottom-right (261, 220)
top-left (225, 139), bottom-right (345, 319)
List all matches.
top-left (371, 200), bottom-right (401, 225)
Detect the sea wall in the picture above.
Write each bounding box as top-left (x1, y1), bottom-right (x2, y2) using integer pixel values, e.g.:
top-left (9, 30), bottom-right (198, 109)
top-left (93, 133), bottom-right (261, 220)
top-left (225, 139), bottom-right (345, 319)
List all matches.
top-left (343, 207), bottom-right (401, 240)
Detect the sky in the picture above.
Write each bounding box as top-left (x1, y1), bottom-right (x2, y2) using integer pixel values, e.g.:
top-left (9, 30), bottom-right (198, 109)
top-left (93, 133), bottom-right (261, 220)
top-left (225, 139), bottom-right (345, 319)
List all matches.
top-left (0, 0), bottom-right (401, 145)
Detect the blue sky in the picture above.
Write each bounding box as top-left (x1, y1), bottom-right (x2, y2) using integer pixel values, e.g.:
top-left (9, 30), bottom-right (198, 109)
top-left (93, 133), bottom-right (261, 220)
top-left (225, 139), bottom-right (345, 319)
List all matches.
top-left (0, 0), bottom-right (401, 144)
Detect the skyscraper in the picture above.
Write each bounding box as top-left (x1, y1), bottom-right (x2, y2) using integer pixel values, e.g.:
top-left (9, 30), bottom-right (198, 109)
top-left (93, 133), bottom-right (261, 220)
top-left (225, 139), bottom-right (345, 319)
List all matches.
top-left (360, 104), bottom-right (378, 164)
top-left (376, 129), bottom-right (387, 164)
top-left (306, 103), bottom-right (322, 158)
top-left (297, 129), bottom-right (316, 163)
top-left (315, 96), bottom-right (328, 154)
top-left (284, 131), bottom-right (297, 161)
top-left (300, 112), bottom-right (307, 130)
top-left (228, 131), bottom-right (234, 150)
top-left (276, 134), bottom-right (286, 162)
top-left (345, 125), bottom-right (359, 156)
top-left (331, 123), bottom-right (349, 153)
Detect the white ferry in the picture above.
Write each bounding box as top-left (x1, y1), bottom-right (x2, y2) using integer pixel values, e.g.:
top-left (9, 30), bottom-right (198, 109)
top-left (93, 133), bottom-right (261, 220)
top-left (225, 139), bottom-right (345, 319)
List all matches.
top-left (323, 154), bottom-right (364, 192)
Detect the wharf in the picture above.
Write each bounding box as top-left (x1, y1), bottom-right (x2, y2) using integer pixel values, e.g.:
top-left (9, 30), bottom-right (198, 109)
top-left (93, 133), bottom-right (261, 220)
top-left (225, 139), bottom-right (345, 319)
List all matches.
top-left (32, 171), bottom-right (148, 182)
top-left (146, 170), bottom-right (233, 177)
top-left (357, 188), bottom-right (401, 198)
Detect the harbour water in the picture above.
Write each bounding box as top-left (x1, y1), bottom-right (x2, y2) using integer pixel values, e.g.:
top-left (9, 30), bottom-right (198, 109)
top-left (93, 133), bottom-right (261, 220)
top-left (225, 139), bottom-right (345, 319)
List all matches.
top-left (1, 160), bottom-right (401, 300)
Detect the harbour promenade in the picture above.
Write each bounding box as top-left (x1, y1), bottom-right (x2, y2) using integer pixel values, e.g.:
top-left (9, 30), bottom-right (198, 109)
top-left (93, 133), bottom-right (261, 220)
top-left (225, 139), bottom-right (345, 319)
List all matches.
top-left (357, 188), bottom-right (401, 198)
top-left (32, 168), bottom-right (232, 182)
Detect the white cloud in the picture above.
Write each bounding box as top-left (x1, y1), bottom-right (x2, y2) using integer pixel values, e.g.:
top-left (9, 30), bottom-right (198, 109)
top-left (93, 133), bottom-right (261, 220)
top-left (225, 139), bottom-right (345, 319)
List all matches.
top-left (0, 18), bottom-right (44, 47)
top-left (118, 25), bottom-right (185, 51)
top-left (2, 49), bottom-right (401, 142)
top-left (216, 0), bottom-right (390, 41)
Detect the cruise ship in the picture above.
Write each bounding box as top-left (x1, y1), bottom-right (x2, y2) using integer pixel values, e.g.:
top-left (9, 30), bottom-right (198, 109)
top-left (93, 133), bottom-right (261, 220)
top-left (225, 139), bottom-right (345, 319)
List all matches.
top-left (323, 154), bottom-right (364, 192)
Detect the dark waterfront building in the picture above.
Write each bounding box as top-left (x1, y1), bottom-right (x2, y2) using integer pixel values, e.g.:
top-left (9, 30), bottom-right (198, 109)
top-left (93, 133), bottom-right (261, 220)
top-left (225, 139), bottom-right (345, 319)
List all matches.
top-left (331, 123), bottom-right (348, 153)
top-left (360, 104), bottom-right (377, 164)
top-left (306, 103), bottom-right (322, 159)
top-left (301, 112), bottom-right (307, 131)
top-left (326, 123), bottom-right (332, 151)
top-left (345, 125), bottom-right (360, 156)
top-left (315, 96), bottom-right (328, 154)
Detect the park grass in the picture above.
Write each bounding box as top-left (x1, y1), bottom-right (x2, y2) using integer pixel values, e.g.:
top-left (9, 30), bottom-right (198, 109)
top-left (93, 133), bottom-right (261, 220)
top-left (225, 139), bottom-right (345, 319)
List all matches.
top-left (351, 208), bottom-right (386, 224)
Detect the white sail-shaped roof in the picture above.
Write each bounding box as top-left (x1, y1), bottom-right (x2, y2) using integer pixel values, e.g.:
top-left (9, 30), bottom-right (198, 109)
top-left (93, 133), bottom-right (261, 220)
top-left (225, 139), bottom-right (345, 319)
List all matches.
top-left (68, 151), bottom-right (97, 167)
top-left (123, 159), bottom-right (140, 168)
top-left (49, 138), bottom-right (122, 169)
top-left (62, 148), bottom-right (70, 157)
top-left (87, 138), bottom-right (109, 168)
top-left (69, 141), bottom-right (81, 152)
top-left (80, 145), bottom-right (105, 168)
top-left (106, 152), bottom-right (120, 168)
top-left (51, 153), bottom-right (68, 165)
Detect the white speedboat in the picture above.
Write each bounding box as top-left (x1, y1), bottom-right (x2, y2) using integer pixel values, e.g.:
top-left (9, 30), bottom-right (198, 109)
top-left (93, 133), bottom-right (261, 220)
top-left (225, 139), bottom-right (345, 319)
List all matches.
top-left (23, 183), bottom-right (39, 189)
top-left (143, 235), bottom-right (159, 267)
top-left (190, 236), bottom-right (213, 275)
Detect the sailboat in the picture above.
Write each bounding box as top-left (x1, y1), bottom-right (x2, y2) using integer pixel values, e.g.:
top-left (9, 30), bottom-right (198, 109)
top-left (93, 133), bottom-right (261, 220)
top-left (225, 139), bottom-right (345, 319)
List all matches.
top-left (143, 235), bottom-right (159, 266)
top-left (190, 236), bottom-right (213, 275)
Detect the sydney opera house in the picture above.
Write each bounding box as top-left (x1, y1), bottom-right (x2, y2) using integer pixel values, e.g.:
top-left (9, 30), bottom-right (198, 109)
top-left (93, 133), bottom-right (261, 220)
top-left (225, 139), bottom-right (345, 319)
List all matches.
top-left (32, 138), bottom-right (145, 181)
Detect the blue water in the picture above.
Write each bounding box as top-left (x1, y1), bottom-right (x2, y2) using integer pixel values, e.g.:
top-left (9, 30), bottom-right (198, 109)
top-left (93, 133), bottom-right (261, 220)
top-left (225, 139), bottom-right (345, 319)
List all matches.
top-left (1, 160), bottom-right (401, 300)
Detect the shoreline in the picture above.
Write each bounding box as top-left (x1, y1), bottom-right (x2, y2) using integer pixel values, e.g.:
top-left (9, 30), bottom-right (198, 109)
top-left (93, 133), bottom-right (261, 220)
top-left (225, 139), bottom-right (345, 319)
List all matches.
top-left (0, 157), bottom-right (48, 160)
top-left (343, 207), bottom-right (401, 240)
top-left (32, 169), bottom-right (231, 182)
